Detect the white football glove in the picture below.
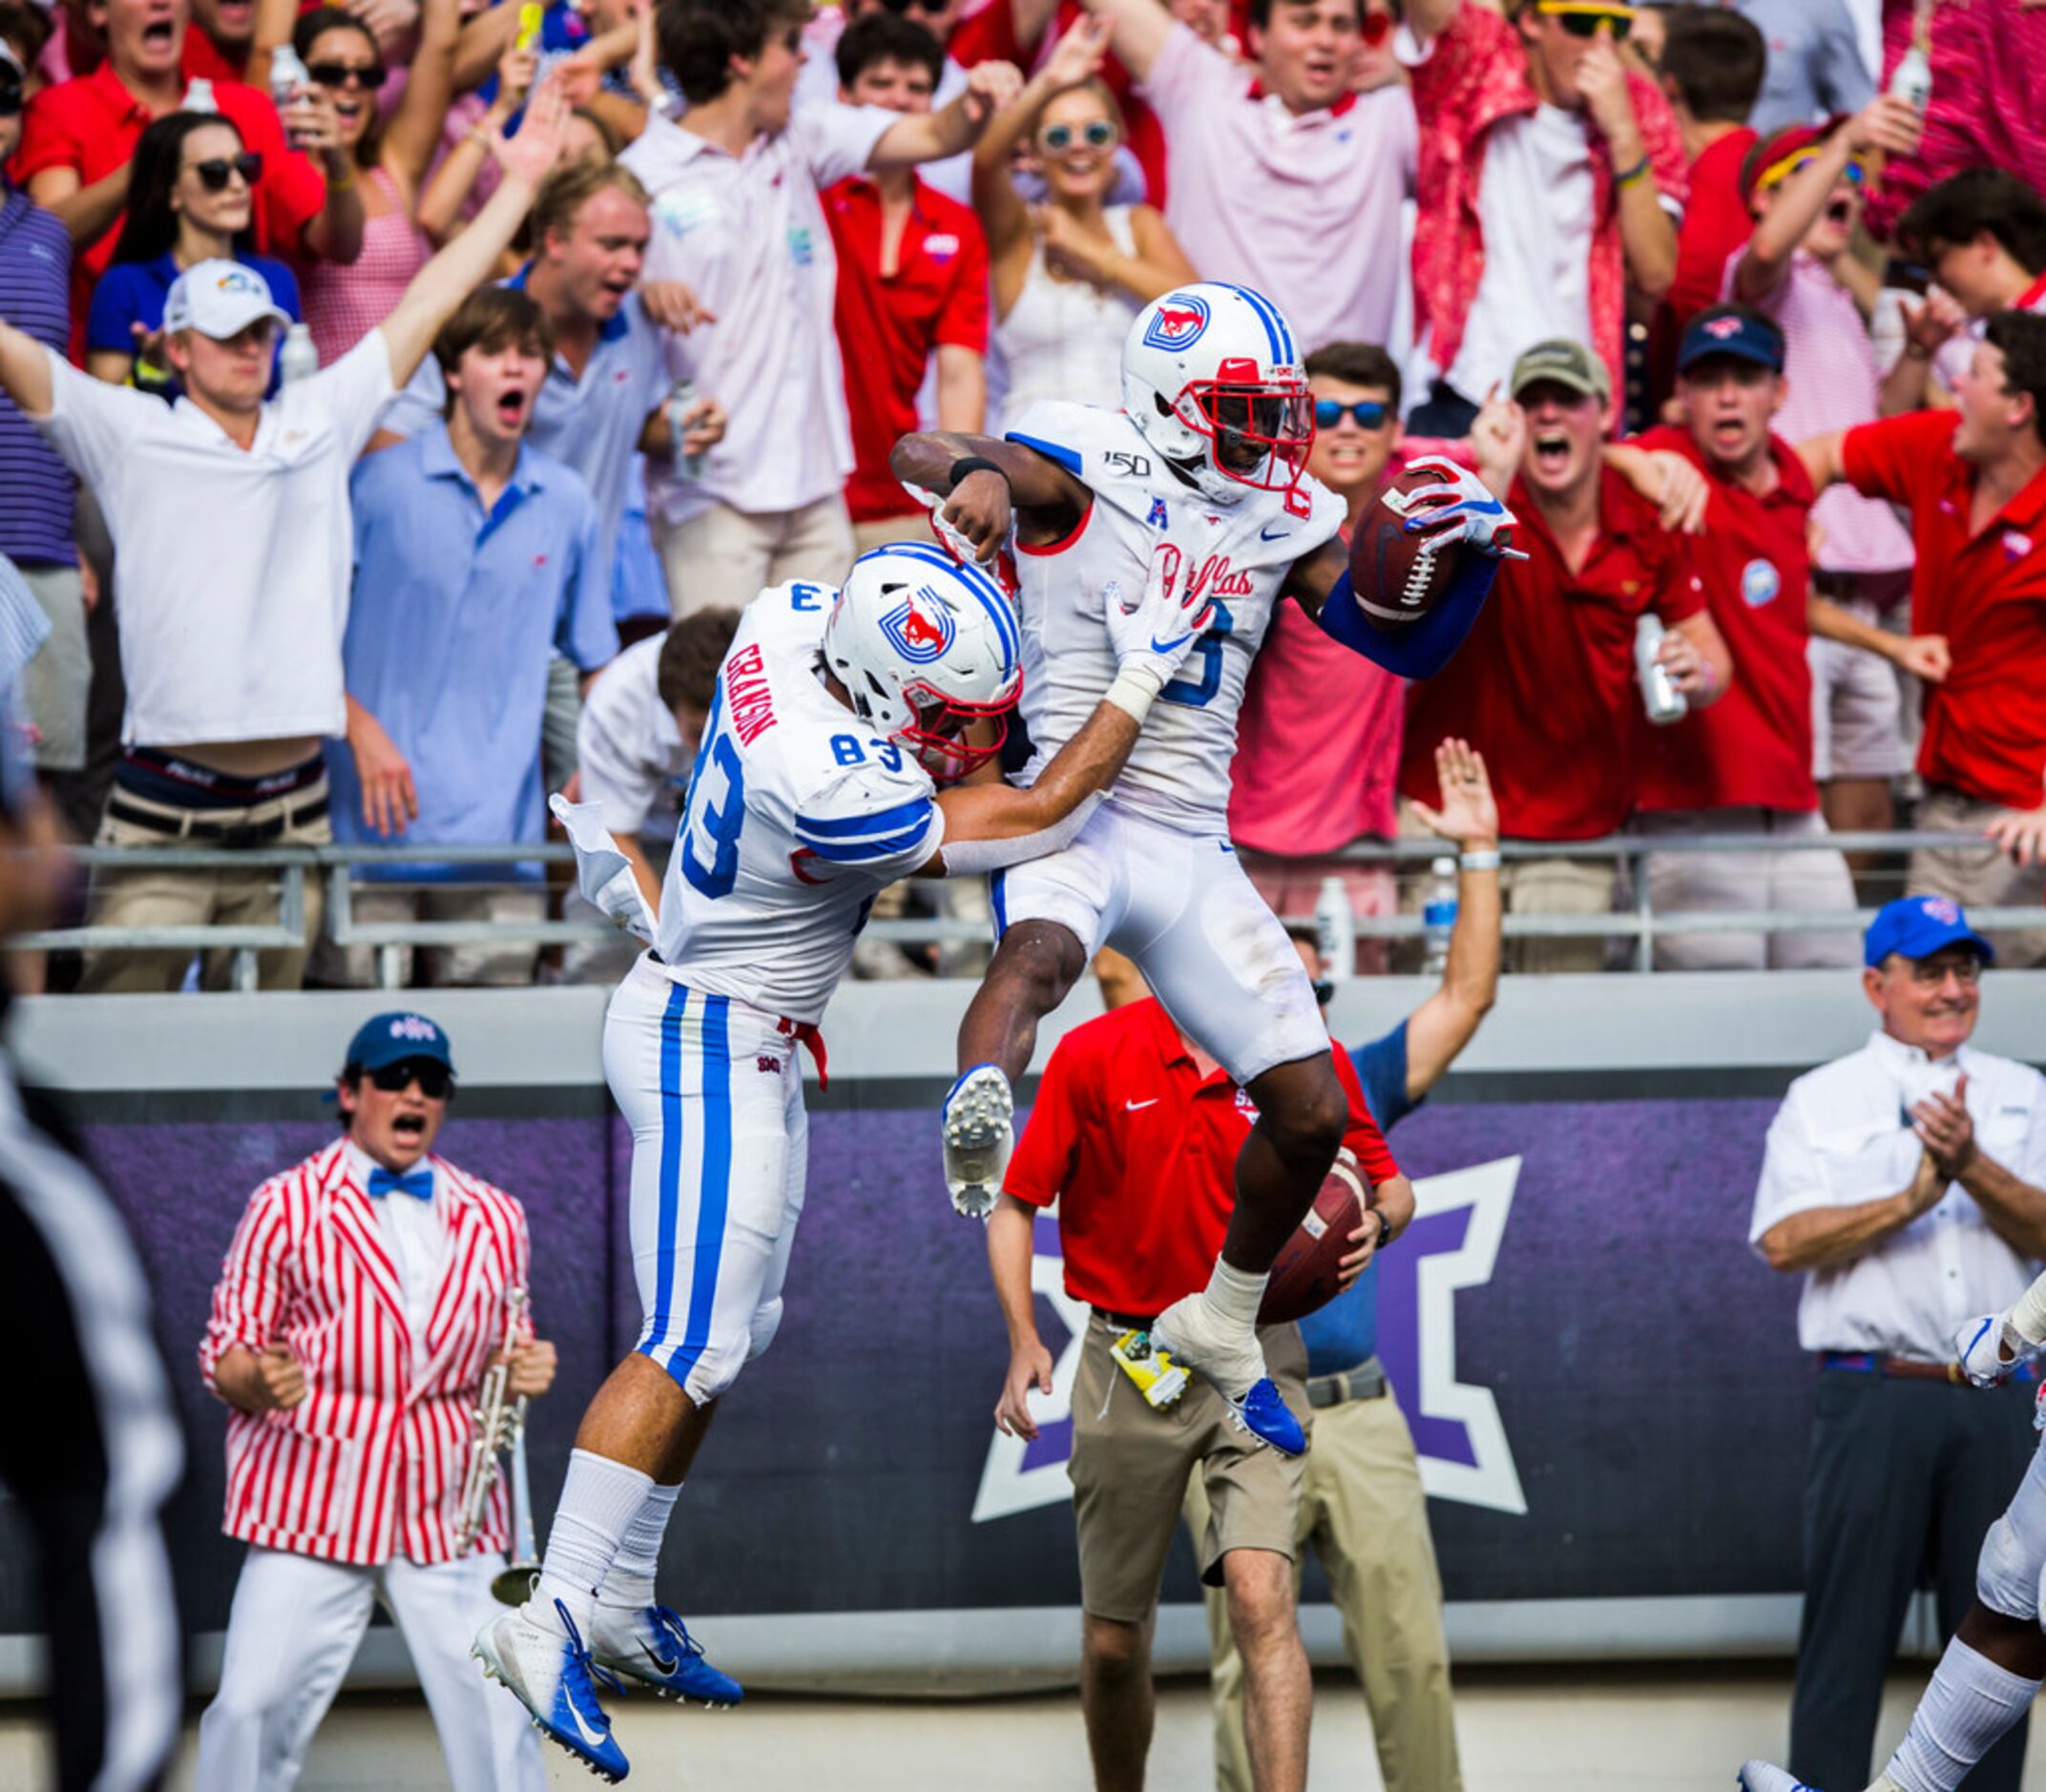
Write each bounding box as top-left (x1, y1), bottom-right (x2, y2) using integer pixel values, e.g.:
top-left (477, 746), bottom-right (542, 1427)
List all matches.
top-left (551, 794), bottom-right (657, 945)
top-left (899, 476), bottom-right (1010, 577)
top-left (1955, 1311), bottom-right (2031, 1387)
top-left (1395, 456), bottom-right (1529, 561)
top-left (1103, 537), bottom-right (1213, 706)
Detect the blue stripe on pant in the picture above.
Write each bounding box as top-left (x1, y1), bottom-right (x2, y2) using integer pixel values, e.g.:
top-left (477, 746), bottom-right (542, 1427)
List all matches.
top-left (666, 994), bottom-right (731, 1386)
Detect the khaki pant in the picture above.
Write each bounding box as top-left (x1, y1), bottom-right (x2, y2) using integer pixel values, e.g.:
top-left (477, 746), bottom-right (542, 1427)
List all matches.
top-left (850, 512), bottom-right (941, 558)
top-left (1910, 786), bottom-right (2046, 968)
top-left (655, 495), bottom-right (856, 617)
top-left (1186, 1386), bottom-right (1462, 1792)
top-left (1396, 800), bottom-right (1614, 972)
top-left (1635, 806), bottom-right (1860, 971)
top-left (311, 884), bottom-right (545, 989)
top-left (1072, 1316), bottom-right (1308, 1623)
top-left (18, 562), bottom-right (89, 773)
top-left (80, 789), bottom-right (329, 993)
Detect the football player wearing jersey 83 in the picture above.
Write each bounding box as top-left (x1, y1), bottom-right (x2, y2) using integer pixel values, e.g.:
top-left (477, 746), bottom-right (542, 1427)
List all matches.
top-left (894, 281), bottom-right (1520, 1456)
top-left (475, 541), bottom-right (1211, 1782)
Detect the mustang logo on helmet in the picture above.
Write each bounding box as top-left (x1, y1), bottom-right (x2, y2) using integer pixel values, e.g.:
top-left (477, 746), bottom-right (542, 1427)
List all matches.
top-left (879, 590), bottom-right (957, 665)
top-left (1143, 294), bottom-right (1211, 351)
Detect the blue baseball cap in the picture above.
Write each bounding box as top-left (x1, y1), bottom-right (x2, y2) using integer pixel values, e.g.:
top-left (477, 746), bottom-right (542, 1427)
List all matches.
top-left (1863, 895), bottom-right (1995, 969)
top-left (1677, 305), bottom-right (1786, 376)
top-left (343, 1011), bottom-right (456, 1075)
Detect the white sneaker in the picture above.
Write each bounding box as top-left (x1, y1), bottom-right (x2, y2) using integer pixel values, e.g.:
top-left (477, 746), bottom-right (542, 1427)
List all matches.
top-left (942, 1064), bottom-right (1013, 1218)
top-left (1736, 1763), bottom-right (1823, 1792)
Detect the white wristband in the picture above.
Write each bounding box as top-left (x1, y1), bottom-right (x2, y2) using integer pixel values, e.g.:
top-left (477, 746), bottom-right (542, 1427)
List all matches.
top-left (2010, 1274), bottom-right (2046, 1347)
top-left (1104, 667), bottom-right (1161, 723)
top-left (1459, 848), bottom-right (1501, 872)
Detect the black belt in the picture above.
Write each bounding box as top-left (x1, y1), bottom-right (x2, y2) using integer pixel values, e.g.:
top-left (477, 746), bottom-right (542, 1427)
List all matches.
top-left (1093, 1306), bottom-right (1159, 1331)
top-left (107, 793), bottom-right (328, 846)
top-left (1306, 1358), bottom-right (1388, 1408)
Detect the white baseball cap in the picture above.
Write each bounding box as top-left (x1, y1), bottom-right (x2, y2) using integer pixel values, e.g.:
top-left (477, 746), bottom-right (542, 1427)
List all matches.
top-left (163, 260), bottom-right (291, 341)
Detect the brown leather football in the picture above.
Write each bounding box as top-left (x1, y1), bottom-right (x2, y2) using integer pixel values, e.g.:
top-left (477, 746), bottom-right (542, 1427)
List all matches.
top-left (1258, 1149), bottom-right (1367, 1325)
top-left (1347, 464), bottom-right (1469, 627)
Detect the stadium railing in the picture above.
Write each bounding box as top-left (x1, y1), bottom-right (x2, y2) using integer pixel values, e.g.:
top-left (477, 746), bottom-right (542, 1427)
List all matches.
top-left (5, 831), bottom-right (2033, 987)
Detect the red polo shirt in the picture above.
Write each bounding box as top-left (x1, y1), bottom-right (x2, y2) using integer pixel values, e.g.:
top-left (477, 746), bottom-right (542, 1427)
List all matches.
top-left (1004, 998), bottom-right (1399, 1319)
top-left (823, 176), bottom-right (990, 525)
top-left (1400, 467), bottom-right (1705, 840)
top-left (1635, 425), bottom-right (1817, 813)
top-left (1843, 410), bottom-right (2046, 811)
top-left (181, 28), bottom-right (248, 86)
top-left (1666, 130), bottom-right (1759, 329)
top-left (15, 62), bottom-right (324, 358)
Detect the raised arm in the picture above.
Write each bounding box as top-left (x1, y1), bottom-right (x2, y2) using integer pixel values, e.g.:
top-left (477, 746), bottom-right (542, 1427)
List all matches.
top-left (25, 164), bottom-right (130, 255)
top-left (381, 0), bottom-right (463, 192)
top-left (1737, 98), bottom-right (1922, 305)
top-left (0, 316), bottom-right (55, 420)
top-left (972, 14), bottom-right (1109, 260)
top-left (1398, 738), bottom-right (1501, 1102)
top-left (870, 60), bottom-right (1022, 172)
top-left (376, 75), bottom-right (567, 386)
top-left (890, 429), bottom-right (1091, 554)
top-left (1075, 0), bottom-right (1172, 82)
top-left (1576, 32), bottom-right (1675, 300)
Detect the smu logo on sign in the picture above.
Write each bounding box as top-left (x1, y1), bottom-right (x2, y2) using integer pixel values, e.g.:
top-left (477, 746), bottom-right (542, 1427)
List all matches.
top-left (972, 1157), bottom-right (1528, 1523)
top-left (1144, 293), bottom-right (1211, 351)
top-left (880, 589), bottom-right (956, 665)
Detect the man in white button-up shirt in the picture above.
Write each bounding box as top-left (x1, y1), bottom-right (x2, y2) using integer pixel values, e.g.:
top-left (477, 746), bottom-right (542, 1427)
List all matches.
top-left (1750, 895), bottom-right (2046, 1792)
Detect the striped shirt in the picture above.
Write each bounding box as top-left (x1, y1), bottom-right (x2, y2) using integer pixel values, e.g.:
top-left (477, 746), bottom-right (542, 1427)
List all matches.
top-left (0, 186), bottom-right (77, 569)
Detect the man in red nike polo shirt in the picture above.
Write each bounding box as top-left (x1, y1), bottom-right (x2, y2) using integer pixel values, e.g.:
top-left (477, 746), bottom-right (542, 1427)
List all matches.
top-left (1803, 310), bottom-right (2046, 964)
top-left (988, 993), bottom-right (1408, 1792)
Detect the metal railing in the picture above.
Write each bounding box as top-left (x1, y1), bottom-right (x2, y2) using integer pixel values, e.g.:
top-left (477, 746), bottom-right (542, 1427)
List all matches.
top-left (4, 829), bottom-right (2033, 986)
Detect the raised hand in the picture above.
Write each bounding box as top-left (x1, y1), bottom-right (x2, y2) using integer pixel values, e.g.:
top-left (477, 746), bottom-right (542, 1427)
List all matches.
top-left (962, 59), bottom-right (1025, 123)
top-left (1409, 737), bottom-right (1498, 848)
top-left (1041, 11), bottom-right (1111, 89)
top-left (1401, 455), bottom-right (1527, 560)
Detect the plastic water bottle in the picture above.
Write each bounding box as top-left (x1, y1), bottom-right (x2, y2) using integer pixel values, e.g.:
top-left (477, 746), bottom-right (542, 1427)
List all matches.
top-left (270, 44), bottom-right (309, 114)
top-left (666, 380), bottom-right (704, 479)
top-left (181, 76), bottom-right (218, 113)
top-left (1634, 614), bottom-right (1688, 726)
top-left (1889, 40), bottom-right (1932, 113)
top-left (1314, 875), bottom-right (1351, 986)
top-left (1423, 857), bottom-right (1457, 977)
top-left (280, 323), bottom-right (318, 385)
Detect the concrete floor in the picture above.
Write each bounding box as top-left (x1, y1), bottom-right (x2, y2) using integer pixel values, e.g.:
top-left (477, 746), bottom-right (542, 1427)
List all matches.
top-left (7, 1666), bottom-right (2046, 1790)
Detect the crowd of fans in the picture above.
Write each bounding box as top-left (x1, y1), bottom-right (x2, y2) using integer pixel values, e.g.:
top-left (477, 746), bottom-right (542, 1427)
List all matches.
top-left (3, 0), bottom-right (2046, 993)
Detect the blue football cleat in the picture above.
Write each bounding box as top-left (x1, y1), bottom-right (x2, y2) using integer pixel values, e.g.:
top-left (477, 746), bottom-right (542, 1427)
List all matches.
top-left (473, 1599), bottom-right (630, 1782)
top-left (1231, 1377), bottom-right (1307, 1456)
top-left (591, 1604), bottom-right (743, 1708)
top-left (1737, 1763), bottom-right (1821, 1792)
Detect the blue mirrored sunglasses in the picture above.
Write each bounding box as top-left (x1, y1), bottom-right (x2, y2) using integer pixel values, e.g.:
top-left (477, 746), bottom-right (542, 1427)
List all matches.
top-left (1313, 398), bottom-right (1391, 429)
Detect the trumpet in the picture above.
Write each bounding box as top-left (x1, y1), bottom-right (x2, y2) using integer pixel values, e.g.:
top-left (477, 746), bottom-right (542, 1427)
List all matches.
top-left (456, 1286), bottom-right (542, 1604)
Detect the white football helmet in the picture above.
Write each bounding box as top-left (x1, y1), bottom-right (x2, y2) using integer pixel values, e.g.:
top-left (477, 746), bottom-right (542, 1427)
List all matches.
top-left (820, 542), bottom-right (1024, 782)
top-left (1121, 281), bottom-right (1315, 507)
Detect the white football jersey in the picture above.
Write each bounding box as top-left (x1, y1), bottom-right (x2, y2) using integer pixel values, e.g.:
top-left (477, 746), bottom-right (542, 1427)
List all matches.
top-left (1004, 400), bottom-right (1346, 831)
top-left (655, 581), bottom-right (944, 1023)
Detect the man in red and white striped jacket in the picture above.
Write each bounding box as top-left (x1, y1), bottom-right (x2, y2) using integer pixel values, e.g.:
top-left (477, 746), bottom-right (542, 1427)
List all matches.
top-left (194, 1011), bottom-right (557, 1792)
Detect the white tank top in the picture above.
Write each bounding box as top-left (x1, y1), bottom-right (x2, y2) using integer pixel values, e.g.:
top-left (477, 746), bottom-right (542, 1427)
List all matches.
top-left (995, 206), bottom-right (1141, 419)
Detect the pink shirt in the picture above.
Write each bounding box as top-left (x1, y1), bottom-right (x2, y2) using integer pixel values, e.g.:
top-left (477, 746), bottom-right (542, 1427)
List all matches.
top-left (1723, 247), bottom-right (1913, 575)
top-left (1141, 25), bottom-right (1416, 354)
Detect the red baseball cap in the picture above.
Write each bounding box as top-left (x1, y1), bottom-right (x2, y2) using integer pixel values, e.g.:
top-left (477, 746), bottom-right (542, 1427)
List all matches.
top-left (1739, 117), bottom-right (1851, 207)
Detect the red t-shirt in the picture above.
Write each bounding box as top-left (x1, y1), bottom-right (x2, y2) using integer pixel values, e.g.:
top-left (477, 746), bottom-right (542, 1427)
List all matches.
top-left (181, 28), bottom-right (248, 86)
top-left (823, 176), bottom-right (990, 525)
top-left (14, 61), bottom-right (325, 359)
top-left (1665, 129), bottom-right (1758, 328)
top-left (1401, 468), bottom-right (1705, 839)
top-left (1634, 425), bottom-right (1817, 814)
top-left (1003, 998), bottom-right (1399, 1319)
top-left (1844, 409), bottom-right (2046, 811)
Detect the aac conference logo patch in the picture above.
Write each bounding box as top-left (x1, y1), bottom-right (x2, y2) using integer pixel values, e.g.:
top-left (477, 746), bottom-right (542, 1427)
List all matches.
top-left (971, 1157), bottom-right (1529, 1523)
top-left (1144, 292), bottom-right (1211, 352)
top-left (879, 589), bottom-right (956, 665)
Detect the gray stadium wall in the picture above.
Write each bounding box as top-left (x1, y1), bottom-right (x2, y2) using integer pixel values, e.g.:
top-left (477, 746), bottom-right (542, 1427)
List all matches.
top-left (4, 969), bottom-right (2040, 1694)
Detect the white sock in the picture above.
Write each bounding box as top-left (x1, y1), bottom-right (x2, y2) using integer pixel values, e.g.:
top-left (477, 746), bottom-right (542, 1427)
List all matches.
top-left (527, 1449), bottom-right (653, 1640)
top-left (1885, 1637), bottom-right (2042, 1792)
top-left (1203, 1257), bottom-right (1268, 1334)
top-left (596, 1480), bottom-right (682, 1615)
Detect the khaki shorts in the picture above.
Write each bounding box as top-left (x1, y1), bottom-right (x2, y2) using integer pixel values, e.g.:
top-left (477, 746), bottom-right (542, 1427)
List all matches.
top-left (1634, 806), bottom-right (1859, 970)
top-left (1910, 786), bottom-right (2046, 968)
top-left (654, 495), bottom-right (856, 617)
top-left (851, 512), bottom-right (941, 558)
top-left (1808, 598), bottom-right (1904, 781)
top-left (1071, 1314), bottom-right (1307, 1624)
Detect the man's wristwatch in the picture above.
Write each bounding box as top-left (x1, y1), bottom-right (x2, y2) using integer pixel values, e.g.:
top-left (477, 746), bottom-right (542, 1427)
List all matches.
top-left (1370, 1209), bottom-right (1393, 1251)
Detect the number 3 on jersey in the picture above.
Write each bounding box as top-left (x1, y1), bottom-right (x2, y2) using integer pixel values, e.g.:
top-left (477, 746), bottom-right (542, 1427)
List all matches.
top-left (680, 688), bottom-right (745, 898)
top-left (1159, 597), bottom-right (1236, 710)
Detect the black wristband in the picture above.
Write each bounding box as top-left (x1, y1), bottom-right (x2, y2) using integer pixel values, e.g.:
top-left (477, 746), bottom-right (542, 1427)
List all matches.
top-left (1373, 1210), bottom-right (1393, 1251)
top-left (950, 455), bottom-right (1008, 489)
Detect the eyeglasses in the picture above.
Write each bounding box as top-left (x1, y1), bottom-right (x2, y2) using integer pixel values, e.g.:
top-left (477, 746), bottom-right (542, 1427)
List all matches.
top-left (1314, 398), bottom-right (1391, 429)
top-left (1540, 5), bottom-right (1636, 42)
top-left (1042, 119), bottom-right (1117, 152)
top-left (368, 1059), bottom-right (455, 1098)
top-left (307, 59), bottom-right (387, 90)
top-left (185, 150), bottom-right (262, 191)
top-left (1909, 954), bottom-right (1984, 987)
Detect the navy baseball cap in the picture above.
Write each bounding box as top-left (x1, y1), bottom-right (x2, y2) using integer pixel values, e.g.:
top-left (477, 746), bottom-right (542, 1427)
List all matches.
top-left (1863, 895), bottom-right (1995, 969)
top-left (344, 1011), bottom-right (456, 1075)
top-left (1677, 306), bottom-right (1786, 376)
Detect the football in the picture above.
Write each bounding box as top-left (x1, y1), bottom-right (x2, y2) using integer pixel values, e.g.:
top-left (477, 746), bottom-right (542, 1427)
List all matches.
top-left (1258, 1149), bottom-right (1368, 1325)
top-left (1347, 464), bottom-right (1468, 627)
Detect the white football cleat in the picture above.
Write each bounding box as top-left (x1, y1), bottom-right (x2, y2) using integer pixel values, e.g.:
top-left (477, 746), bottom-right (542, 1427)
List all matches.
top-left (473, 1600), bottom-right (629, 1782)
top-left (1736, 1762), bottom-right (1823, 1792)
top-left (942, 1064), bottom-right (1013, 1219)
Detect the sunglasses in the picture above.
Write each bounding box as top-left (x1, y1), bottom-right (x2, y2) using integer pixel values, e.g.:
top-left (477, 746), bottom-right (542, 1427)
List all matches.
top-left (0, 75), bottom-right (22, 118)
top-left (1042, 119), bottom-right (1117, 152)
top-left (1756, 150), bottom-right (1865, 193)
top-left (368, 1059), bottom-right (454, 1098)
top-left (307, 59), bottom-right (387, 90)
top-left (186, 150), bottom-right (262, 191)
top-left (1542, 7), bottom-right (1635, 42)
top-left (1314, 397), bottom-right (1390, 429)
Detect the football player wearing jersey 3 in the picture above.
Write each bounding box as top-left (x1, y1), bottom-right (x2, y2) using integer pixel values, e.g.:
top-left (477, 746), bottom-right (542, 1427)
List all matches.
top-left (895, 281), bottom-right (1520, 1456)
top-left (473, 544), bottom-right (1208, 1782)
